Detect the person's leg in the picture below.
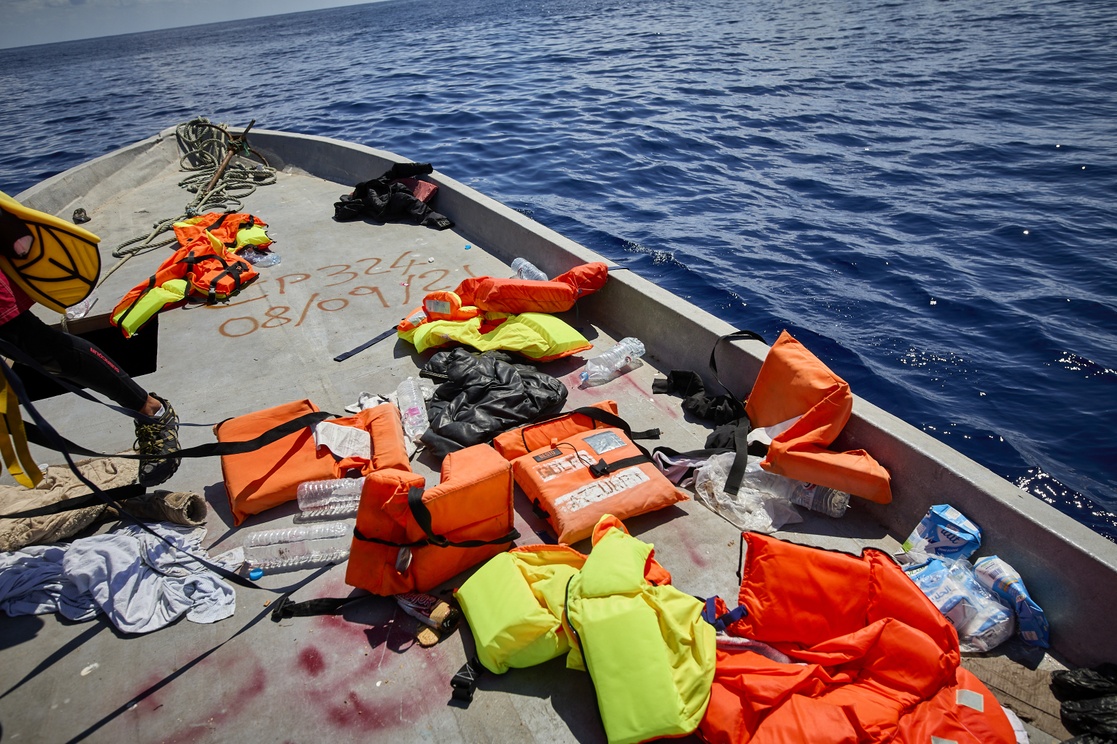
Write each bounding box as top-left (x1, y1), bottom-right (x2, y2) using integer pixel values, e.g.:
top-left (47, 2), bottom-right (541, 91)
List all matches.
top-left (0, 310), bottom-right (181, 486)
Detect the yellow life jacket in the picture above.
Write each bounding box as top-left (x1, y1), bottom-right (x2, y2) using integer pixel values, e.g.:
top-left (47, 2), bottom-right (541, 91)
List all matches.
top-left (398, 301), bottom-right (591, 362)
top-left (454, 544), bottom-right (587, 674)
top-left (564, 525), bottom-right (716, 744)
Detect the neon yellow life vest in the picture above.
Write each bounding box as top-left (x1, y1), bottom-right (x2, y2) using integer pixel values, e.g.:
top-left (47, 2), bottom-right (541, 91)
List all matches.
top-left (564, 526), bottom-right (716, 744)
top-left (398, 310), bottom-right (591, 362)
top-left (111, 279), bottom-right (187, 338)
top-left (454, 545), bottom-right (586, 674)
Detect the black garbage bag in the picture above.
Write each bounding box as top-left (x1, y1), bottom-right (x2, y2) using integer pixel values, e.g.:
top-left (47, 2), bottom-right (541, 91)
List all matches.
top-left (420, 348), bottom-right (568, 458)
top-left (1061, 695), bottom-right (1117, 739)
top-left (1053, 665), bottom-right (1117, 701)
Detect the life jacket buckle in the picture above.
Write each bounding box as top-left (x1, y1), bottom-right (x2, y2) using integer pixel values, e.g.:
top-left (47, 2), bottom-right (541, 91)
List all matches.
top-left (589, 458), bottom-right (611, 478)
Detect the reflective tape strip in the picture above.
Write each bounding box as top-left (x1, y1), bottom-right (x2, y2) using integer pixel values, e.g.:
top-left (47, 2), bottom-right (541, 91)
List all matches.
top-left (956, 688), bottom-right (986, 712)
top-left (931, 737), bottom-right (959, 744)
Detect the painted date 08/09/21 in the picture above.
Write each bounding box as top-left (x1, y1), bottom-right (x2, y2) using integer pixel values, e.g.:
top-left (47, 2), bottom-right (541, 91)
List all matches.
top-left (209, 255), bottom-right (474, 338)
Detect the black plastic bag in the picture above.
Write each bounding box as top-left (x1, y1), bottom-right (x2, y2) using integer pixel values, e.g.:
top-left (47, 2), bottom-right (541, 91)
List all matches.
top-left (1061, 695), bottom-right (1117, 739)
top-left (1053, 664), bottom-right (1117, 701)
top-left (420, 349), bottom-right (568, 458)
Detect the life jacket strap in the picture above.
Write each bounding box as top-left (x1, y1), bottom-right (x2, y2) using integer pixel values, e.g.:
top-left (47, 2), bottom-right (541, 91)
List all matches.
top-left (589, 454), bottom-right (649, 478)
top-left (270, 594), bottom-right (373, 621)
top-left (450, 656), bottom-right (484, 704)
top-left (709, 329), bottom-right (766, 397)
top-left (701, 596), bottom-right (749, 632)
top-left (722, 423), bottom-right (753, 496)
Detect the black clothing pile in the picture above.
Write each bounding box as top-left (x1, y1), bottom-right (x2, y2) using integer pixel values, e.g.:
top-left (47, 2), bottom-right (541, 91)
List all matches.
top-left (334, 162), bottom-right (452, 230)
top-left (651, 370), bottom-right (746, 426)
top-left (420, 348), bottom-right (568, 459)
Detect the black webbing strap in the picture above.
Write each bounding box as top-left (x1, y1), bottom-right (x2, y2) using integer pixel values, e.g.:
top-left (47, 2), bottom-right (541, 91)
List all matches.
top-left (22, 409), bottom-right (334, 462)
top-left (517, 405), bottom-right (660, 454)
top-left (333, 326), bottom-right (397, 362)
top-left (1, 327), bottom-right (338, 463)
top-left (589, 454), bottom-right (649, 478)
top-left (451, 656), bottom-right (484, 703)
top-left (270, 593), bottom-right (373, 621)
top-left (0, 481), bottom-right (145, 519)
top-left (722, 423), bottom-right (753, 496)
top-left (407, 486), bottom-right (520, 548)
top-left (709, 329), bottom-right (766, 397)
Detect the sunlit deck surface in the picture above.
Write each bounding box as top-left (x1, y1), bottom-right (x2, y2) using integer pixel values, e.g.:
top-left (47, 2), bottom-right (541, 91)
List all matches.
top-left (0, 128), bottom-right (1088, 742)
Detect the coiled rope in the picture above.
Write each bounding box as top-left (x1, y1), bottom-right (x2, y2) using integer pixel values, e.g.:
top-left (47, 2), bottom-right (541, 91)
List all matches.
top-left (107, 118), bottom-right (277, 262)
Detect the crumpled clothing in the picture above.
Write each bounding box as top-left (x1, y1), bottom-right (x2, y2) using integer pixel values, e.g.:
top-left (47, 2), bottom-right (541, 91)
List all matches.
top-left (420, 348), bottom-right (568, 458)
top-left (0, 522), bottom-right (235, 633)
top-left (652, 370), bottom-right (746, 425)
top-left (0, 457), bottom-right (137, 552)
top-left (333, 162), bottom-right (452, 230)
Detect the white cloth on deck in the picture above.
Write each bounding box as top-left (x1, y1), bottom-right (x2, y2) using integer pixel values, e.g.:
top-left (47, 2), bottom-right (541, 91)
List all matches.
top-left (0, 522), bottom-right (235, 633)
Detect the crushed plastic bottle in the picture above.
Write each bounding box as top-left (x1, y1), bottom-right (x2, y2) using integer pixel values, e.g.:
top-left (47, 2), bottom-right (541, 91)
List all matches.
top-left (295, 477), bottom-right (364, 520)
top-left (240, 247), bottom-right (282, 267)
top-left (396, 377), bottom-right (430, 443)
top-left (511, 257), bottom-right (548, 281)
top-left (743, 466), bottom-right (850, 518)
top-left (65, 293), bottom-right (98, 320)
top-left (786, 482), bottom-right (851, 518)
top-left (580, 337), bottom-right (645, 386)
top-left (244, 521), bottom-right (351, 573)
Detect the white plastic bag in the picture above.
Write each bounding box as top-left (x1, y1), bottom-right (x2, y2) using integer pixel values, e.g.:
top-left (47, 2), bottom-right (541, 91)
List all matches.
top-left (693, 453), bottom-right (802, 534)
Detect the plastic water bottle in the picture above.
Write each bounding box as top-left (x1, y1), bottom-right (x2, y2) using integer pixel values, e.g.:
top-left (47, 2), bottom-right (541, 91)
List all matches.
top-left (240, 247), bottom-right (282, 267)
top-left (737, 466), bottom-right (849, 518)
top-left (579, 337), bottom-right (645, 386)
top-left (787, 482), bottom-right (850, 518)
top-left (511, 257), bottom-right (548, 281)
top-left (244, 521), bottom-right (351, 573)
top-left (65, 293), bottom-right (98, 320)
top-left (295, 477), bottom-right (364, 520)
top-left (396, 377), bottom-right (429, 443)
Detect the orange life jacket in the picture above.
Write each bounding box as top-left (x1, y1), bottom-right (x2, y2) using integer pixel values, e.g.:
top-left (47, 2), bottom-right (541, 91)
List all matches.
top-left (509, 411), bottom-right (686, 545)
top-left (699, 533), bottom-right (1015, 744)
top-left (214, 400), bottom-right (410, 526)
top-left (345, 443), bottom-right (518, 595)
top-left (171, 212), bottom-right (272, 253)
top-left (111, 213), bottom-right (266, 338)
top-left (746, 330), bottom-right (892, 503)
top-left (492, 400), bottom-right (620, 460)
top-left (453, 262), bottom-right (608, 314)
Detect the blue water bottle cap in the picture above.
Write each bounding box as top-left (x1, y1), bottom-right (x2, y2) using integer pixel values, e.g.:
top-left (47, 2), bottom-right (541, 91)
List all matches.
top-left (249, 567), bottom-right (264, 580)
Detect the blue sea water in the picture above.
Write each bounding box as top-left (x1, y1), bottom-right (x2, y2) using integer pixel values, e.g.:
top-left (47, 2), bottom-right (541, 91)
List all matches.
top-left (1, 0), bottom-right (1115, 539)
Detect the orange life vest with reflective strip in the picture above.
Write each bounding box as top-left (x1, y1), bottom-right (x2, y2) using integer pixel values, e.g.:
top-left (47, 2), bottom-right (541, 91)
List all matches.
top-left (699, 533), bottom-right (1015, 744)
top-left (111, 213), bottom-right (267, 338)
top-left (510, 416), bottom-right (686, 545)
